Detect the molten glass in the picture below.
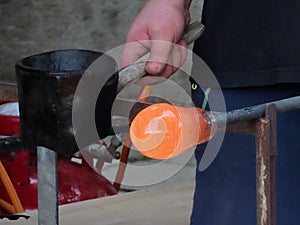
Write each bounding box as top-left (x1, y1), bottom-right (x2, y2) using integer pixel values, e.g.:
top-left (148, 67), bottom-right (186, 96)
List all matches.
top-left (130, 103), bottom-right (217, 160)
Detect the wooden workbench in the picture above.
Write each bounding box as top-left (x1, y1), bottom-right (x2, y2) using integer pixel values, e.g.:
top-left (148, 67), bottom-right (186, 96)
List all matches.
top-left (2, 181), bottom-right (195, 225)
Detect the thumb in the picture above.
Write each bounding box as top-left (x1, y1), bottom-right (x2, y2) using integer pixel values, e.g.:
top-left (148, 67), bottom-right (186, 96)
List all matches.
top-left (146, 40), bottom-right (173, 75)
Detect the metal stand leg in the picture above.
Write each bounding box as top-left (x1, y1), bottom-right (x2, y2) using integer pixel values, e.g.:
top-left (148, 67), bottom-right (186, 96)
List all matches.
top-left (37, 147), bottom-right (58, 225)
top-left (255, 104), bottom-right (277, 225)
top-left (226, 104), bottom-right (277, 225)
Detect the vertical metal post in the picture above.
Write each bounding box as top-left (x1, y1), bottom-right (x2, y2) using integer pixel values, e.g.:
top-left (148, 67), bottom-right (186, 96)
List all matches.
top-left (255, 104), bottom-right (277, 225)
top-left (226, 103), bottom-right (277, 225)
top-left (255, 117), bottom-right (271, 225)
top-left (267, 105), bottom-right (277, 225)
top-left (37, 147), bottom-right (58, 225)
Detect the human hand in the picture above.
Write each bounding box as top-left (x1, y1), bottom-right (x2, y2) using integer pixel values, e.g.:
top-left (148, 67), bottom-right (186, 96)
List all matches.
top-left (122, 0), bottom-right (192, 78)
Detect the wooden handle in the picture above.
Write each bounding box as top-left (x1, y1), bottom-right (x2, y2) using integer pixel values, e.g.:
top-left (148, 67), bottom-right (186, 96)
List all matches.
top-left (117, 21), bottom-right (205, 92)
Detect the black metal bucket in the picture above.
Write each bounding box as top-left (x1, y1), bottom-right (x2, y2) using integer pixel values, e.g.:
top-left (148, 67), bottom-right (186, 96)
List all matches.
top-left (15, 49), bottom-right (118, 155)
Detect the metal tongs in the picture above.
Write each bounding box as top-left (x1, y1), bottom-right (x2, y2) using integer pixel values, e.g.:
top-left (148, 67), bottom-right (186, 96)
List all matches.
top-left (85, 21), bottom-right (205, 163)
top-left (117, 21), bottom-right (205, 92)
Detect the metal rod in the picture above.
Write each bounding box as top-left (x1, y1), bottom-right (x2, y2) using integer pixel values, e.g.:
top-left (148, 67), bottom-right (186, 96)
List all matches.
top-left (214, 95), bottom-right (300, 127)
top-left (117, 21), bottom-right (205, 92)
top-left (113, 85), bottom-right (152, 191)
top-left (37, 147), bottom-right (58, 225)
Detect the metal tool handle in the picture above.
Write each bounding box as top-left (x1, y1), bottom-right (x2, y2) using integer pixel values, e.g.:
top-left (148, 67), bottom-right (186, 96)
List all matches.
top-left (117, 21), bottom-right (205, 92)
top-left (213, 95), bottom-right (300, 127)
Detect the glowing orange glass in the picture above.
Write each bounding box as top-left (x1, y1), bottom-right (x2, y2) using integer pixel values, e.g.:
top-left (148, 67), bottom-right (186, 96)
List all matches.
top-left (130, 103), bottom-right (217, 160)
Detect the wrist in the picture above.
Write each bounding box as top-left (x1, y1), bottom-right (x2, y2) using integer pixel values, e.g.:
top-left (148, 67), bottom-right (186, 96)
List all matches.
top-left (147, 0), bottom-right (191, 9)
top-left (146, 0), bottom-right (191, 23)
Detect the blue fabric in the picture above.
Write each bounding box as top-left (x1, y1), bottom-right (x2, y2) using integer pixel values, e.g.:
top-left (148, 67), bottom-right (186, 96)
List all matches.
top-left (194, 0), bottom-right (300, 87)
top-left (190, 84), bottom-right (300, 225)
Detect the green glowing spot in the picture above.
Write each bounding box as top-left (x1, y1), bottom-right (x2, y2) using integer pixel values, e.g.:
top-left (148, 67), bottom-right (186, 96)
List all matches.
top-left (191, 83), bottom-right (198, 90)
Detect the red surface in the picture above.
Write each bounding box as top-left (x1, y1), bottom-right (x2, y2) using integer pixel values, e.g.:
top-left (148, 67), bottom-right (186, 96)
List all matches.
top-left (0, 115), bottom-right (19, 136)
top-left (0, 102), bottom-right (117, 213)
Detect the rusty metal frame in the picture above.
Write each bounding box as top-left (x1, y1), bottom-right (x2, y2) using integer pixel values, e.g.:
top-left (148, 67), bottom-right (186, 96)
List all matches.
top-left (226, 104), bottom-right (277, 225)
top-left (0, 81), bottom-right (295, 225)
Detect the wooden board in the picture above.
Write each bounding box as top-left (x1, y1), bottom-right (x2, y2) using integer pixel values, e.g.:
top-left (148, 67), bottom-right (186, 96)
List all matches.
top-left (0, 83), bottom-right (18, 102)
top-left (1, 181), bottom-right (195, 225)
